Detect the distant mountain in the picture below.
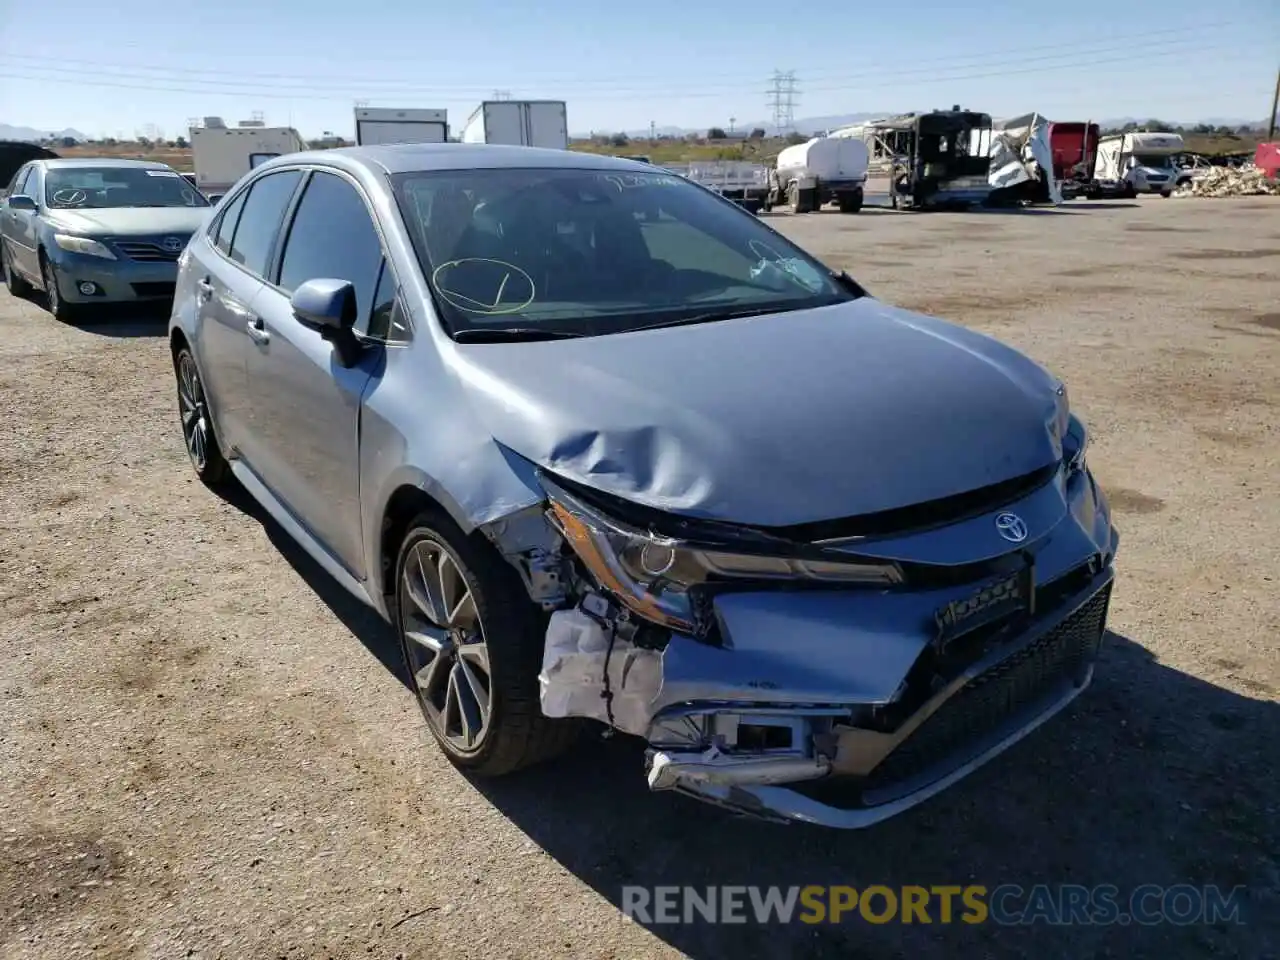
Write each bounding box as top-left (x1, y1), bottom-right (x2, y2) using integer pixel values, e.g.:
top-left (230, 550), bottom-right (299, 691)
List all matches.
top-left (575, 112), bottom-right (1276, 140)
top-left (575, 112), bottom-right (888, 140)
top-left (0, 123), bottom-right (89, 143)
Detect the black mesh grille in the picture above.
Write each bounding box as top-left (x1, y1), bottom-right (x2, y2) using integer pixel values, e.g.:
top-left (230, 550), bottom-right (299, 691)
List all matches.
top-left (862, 585), bottom-right (1110, 804)
top-left (114, 241), bottom-right (182, 262)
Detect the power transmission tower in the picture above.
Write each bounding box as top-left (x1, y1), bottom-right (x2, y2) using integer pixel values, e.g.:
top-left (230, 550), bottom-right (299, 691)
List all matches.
top-left (766, 70), bottom-right (799, 133)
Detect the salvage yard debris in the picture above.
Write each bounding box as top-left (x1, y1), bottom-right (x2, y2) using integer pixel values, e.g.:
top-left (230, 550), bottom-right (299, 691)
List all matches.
top-left (1173, 164), bottom-right (1280, 198)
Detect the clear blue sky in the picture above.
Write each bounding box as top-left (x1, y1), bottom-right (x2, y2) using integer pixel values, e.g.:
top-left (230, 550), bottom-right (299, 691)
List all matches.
top-left (0, 0), bottom-right (1275, 139)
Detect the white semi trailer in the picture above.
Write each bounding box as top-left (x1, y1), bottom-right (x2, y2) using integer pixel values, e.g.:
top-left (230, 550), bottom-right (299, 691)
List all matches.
top-left (763, 137), bottom-right (869, 213)
top-left (353, 107), bottom-right (448, 146)
top-left (460, 101), bottom-right (569, 149)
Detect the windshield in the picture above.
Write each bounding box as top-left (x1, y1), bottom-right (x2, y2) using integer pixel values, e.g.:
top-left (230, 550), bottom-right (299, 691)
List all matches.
top-left (390, 167), bottom-right (856, 338)
top-left (44, 166), bottom-right (210, 209)
top-left (1132, 153), bottom-right (1173, 170)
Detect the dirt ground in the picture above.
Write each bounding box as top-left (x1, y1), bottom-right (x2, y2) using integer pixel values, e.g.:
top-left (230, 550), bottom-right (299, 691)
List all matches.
top-left (1, 196), bottom-right (1277, 960)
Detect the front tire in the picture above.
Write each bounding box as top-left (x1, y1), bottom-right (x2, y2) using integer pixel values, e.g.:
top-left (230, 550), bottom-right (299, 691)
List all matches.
top-left (40, 253), bottom-right (77, 323)
top-left (395, 511), bottom-right (578, 777)
top-left (2, 243), bottom-right (33, 298)
top-left (174, 346), bottom-right (230, 486)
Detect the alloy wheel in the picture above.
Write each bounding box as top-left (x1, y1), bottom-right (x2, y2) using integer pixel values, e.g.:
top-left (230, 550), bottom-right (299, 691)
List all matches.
top-left (42, 259), bottom-right (60, 315)
top-left (400, 537), bottom-right (493, 754)
top-left (176, 352), bottom-right (210, 471)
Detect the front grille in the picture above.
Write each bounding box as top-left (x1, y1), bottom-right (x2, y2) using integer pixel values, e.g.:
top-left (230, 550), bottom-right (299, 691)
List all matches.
top-left (131, 281), bottom-right (176, 298)
top-left (114, 241), bottom-right (183, 262)
top-left (763, 463), bottom-right (1060, 543)
top-left (861, 584), bottom-right (1111, 804)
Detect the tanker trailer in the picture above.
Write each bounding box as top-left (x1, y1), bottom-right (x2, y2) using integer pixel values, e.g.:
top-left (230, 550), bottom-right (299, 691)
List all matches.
top-left (764, 136), bottom-right (869, 214)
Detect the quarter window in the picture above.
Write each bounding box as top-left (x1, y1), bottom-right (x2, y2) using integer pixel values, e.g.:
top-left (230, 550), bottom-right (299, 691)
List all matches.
top-left (277, 171), bottom-right (384, 323)
top-left (228, 169), bottom-right (302, 278)
top-left (213, 190), bottom-right (247, 256)
top-left (366, 260), bottom-right (409, 342)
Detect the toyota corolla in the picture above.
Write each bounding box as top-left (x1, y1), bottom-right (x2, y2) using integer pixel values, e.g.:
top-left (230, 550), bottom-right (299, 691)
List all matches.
top-left (168, 144), bottom-right (1118, 828)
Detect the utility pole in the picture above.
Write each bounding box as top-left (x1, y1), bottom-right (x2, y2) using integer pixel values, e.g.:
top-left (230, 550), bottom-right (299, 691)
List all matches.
top-left (650, 120), bottom-right (656, 140)
top-left (1268, 64), bottom-right (1279, 141)
top-left (766, 70), bottom-right (799, 133)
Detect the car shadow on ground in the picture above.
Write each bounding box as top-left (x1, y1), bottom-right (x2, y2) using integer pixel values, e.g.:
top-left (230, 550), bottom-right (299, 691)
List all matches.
top-left (217, 483), bottom-right (1278, 957)
top-left (72, 301), bottom-right (171, 336)
top-left (211, 480), bottom-right (411, 687)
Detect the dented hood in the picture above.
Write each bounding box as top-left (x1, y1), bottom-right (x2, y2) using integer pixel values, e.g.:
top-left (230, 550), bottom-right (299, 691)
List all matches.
top-left (449, 298), bottom-right (1065, 527)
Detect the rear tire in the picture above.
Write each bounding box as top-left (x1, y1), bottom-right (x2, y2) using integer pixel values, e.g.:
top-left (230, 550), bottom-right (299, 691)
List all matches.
top-left (395, 510), bottom-right (579, 777)
top-left (2, 243), bottom-right (33, 298)
top-left (837, 190), bottom-right (863, 213)
top-left (174, 346), bottom-right (231, 486)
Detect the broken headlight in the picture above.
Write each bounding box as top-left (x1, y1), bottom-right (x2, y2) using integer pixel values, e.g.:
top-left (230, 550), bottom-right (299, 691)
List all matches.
top-left (541, 476), bottom-right (902, 633)
top-left (1063, 412), bottom-right (1088, 473)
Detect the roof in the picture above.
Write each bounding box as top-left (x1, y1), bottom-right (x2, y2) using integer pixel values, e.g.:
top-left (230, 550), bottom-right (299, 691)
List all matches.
top-left (35, 157), bottom-right (175, 170)
top-left (270, 143), bottom-right (644, 176)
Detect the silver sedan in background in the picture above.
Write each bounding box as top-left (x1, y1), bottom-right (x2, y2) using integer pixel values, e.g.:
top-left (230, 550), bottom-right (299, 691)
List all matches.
top-left (168, 144), bottom-right (1118, 828)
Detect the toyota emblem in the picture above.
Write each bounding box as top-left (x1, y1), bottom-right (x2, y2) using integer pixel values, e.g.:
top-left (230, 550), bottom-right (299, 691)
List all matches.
top-left (162, 236), bottom-right (185, 253)
top-left (995, 512), bottom-right (1029, 543)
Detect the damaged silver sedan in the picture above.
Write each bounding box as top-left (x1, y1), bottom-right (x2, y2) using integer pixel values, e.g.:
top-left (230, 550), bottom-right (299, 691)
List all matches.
top-left (169, 143), bottom-right (1119, 828)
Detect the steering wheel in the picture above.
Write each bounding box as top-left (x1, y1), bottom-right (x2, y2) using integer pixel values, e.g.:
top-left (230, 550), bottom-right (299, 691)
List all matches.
top-left (51, 188), bottom-right (87, 206)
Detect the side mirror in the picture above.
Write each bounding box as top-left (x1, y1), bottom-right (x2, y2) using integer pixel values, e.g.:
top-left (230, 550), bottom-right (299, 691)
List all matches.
top-left (291, 278), bottom-right (356, 332)
top-left (6, 195), bottom-right (37, 212)
top-left (291, 278), bottom-right (362, 368)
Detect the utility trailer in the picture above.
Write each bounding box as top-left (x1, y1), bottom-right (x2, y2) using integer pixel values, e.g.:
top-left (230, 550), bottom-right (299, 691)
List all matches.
top-left (189, 117), bottom-right (307, 201)
top-left (353, 107), bottom-right (448, 146)
top-left (762, 136), bottom-right (868, 213)
top-left (832, 108), bottom-right (993, 210)
top-left (1093, 132), bottom-right (1184, 198)
top-left (677, 161), bottom-right (770, 212)
top-left (986, 114), bottom-right (1100, 205)
top-left (460, 101), bottom-right (568, 149)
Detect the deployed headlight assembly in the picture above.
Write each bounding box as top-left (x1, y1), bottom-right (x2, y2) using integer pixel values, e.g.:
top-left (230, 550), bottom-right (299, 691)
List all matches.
top-left (1063, 412), bottom-right (1088, 472)
top-left (541, 476), bottom-right (902, 633)
top-left (53, 234), bottom-right (116, 260)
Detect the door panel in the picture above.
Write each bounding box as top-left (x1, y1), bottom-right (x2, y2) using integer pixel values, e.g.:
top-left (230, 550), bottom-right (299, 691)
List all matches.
top-left (241, 170), bottom-right (386, 577)
top-left (195, 247), bottom-right (260, 452)
top-left (244, 285), bottom-right (376, 576)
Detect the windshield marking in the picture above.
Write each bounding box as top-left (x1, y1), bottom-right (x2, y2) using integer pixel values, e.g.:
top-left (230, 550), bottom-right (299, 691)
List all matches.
top-left (431, 258), bottom-right (537, 315)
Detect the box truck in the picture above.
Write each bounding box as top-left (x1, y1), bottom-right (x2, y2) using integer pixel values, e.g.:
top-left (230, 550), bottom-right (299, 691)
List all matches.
top-left (460, 101), bottom-right (569, 149)
top-left (189, 118), bottom-right (307, 201)
top-left (353, 107), bottom-right (448, 146)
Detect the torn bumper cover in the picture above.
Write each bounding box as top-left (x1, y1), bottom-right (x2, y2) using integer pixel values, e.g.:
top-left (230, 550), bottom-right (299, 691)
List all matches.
top-left (536, 451), bottom-right (1119, 829)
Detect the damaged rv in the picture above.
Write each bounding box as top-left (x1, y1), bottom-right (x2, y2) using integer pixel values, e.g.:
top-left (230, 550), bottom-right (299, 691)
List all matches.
top-left (171, 146), bottom-right (1119, 829)
top-left (832, 108), bottom-right (994, 209)
top-left (987, 115), bottom-right (1101, 205)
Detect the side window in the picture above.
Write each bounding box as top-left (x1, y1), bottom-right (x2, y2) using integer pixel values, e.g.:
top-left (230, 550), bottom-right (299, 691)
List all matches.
top-left (366, 260), bottom-right (410, 342)
top-left (277, 171), bottom-right (383, 321)
top-left (213, 190), bottom-right (247, 256)
top-left (228, 169), bottom-right (303, 278)
top-left (5, 166), bottom-right (29, 197)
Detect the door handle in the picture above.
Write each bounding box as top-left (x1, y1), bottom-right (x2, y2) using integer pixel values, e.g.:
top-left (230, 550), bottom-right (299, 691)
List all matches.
top-left (195, 277), bottom-right (213, 301)
top-left (245, 317), bottom-right (270, 345)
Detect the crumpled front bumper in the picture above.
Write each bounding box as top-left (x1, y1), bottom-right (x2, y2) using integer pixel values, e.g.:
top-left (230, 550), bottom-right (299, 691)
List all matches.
top-left (635, 466), bottom-right (1119, 828)
top-left (646, 568), bottom-right (1113, 828)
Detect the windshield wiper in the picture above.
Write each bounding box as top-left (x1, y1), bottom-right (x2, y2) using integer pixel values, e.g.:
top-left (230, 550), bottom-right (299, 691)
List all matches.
top-left (452, 327), bottom-right (584, 343)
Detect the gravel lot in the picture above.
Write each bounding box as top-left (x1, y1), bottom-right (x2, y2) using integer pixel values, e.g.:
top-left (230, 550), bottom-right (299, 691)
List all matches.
top-left (2, 196), bottom-right (1277, 960)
